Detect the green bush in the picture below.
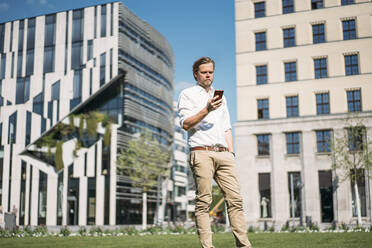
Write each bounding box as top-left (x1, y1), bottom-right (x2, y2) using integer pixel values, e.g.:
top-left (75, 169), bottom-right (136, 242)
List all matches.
top-left (34, 226), bottom-right (48, 235)
top-left (89, 226), bottom-right (103, 236)
top-left (60, 226), bottom-right (71, 236)
top-left (146, 226), bottom-right (163, 235)
top-left (123, 226), bottom-right (138, 235)
top-left (78, 227), bottom-right (87, 236)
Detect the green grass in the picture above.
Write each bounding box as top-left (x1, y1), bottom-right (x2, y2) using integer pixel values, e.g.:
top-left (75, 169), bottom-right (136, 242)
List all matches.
top-left (0, 232), bottom-right (372, 248)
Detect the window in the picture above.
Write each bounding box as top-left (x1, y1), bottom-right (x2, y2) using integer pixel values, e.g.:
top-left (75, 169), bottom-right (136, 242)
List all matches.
top-left (259, 173), bottom-right (271, 218)
top-left (284, 62), bottom-right (297, 82)
top-left (282, 0), bottom-right (294, 14)
top-left (316, 130), bottom-right (331, 152)
top-left (342, 0), bottom-right (354, 5)
top-left (71, 42), bottom-right (83, 70)
top-left (18, 20), bottom-right (24, 51)
top-left (19, 161), bottom-right (26, 225)
top-left (73, 70), bottom-right (82, 99)
top-left (45, 14), bottom-right (56, 46)
top-left (25, 50), bottom-right (34, 76)
top-left (51, 80), bottom-right (60, 100)
top-left (314, 58), bottom-right (327, 79)
top-left (255, 32), bottom-right (266, 51)
top-left (8, 112), bottom-right (17, 144)
top-left (87, 40), bottom-right (93, 61)
top-left (43, 47), bottom-right (55, 73)
top-left (257, 99), bottom-right (269, 119)
top-left (351, 169), bottom-right (367, 217)
top-left (57, 171), bottom-right (63, 225)
top-left (101, 5), bottom-right (107, 37)
top-left (110, 3), bottom-right (114, 36)
top-left (286, 95), bottom-right (298, 117)
top-left (33, 92), bottom-right (44, 115)
top-left (318, 171), bottom-right (334, 223)
top-left (94, 6), bottom-right (97, 38)
top-left (342, 20), bottom-right (356, 40)
top-left (257, 134), bottom-right (270, 155)
top-left (87, 178), bottom-right (96, 225)
top-left (25, 111), bottom-right (31, 146)
top-left (254, 2), bottom-right (265, 18)
top-left (288, 172), bottom-right (301, 217)
top-left (312, 24), bottom-right (325, 44)
top-left (17, 53), bottom-right (22, 77)
top-left (72, 10), bottom-right (84, 42)
top-left (16, 77), bottom-right (30, 104)
top-left (311, 0), bottom-right (323, 9)
top-left (344, 54), bottom-right (359, 76)
top-left (286, 132), bottom-right (300, 154)
top-left (348, 126), bottom-right (365, 151)
top-left (0, 24), bottom-right (4, 52)
top-left (38, 171), bottom-right (47, 225)
top-left (100, 52), bottom-right (106, 86)
top-left (0, 54), bottom-right (5, 79)
top-left (347, 89), bottom-right (361, 112)
top-left (256, 65), bottom-right (267, 85)
top-left (283, 28), bottom-right (295, 48)
top-left (316, 93), bottom-right (330, 115)
top-left (26, 18), bottom-right (35, 50)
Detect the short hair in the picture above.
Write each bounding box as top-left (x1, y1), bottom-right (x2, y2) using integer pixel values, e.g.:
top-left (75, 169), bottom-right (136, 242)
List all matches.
top-left (192, 57), bottom-right (215, 80)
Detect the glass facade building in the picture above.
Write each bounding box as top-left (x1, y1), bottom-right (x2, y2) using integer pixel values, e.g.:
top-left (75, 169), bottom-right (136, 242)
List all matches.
top-left (0, 2), bottom-right (174, 226)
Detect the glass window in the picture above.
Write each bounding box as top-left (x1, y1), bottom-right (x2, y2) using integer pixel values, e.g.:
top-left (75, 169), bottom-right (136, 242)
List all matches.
top-left (45, 14), bottom-right (56, 47)
top-left (286, 132), bottom-right (300, 154)
top-left (19, 161), bottom-right (26, 225)
top-left (344, 54), bottom-right (359, 76)
top-left (11, 52), bottom-right (14, 78)
top-left (110, 4), bottom-right (114, 36)
top-left (71, 42), bottom-right (83, 69)
top-left (255, 32), bottom-right (266, 51)
top-left (51, 80), bottom-right (60, 100)
top-left (94, 6), bottom-right (97, 38)
top-left (284, 62), bottom-right (297, 82)
top-left (43, 46), bottom-right (54, 73)
top-left (259, 173), bottom-right (271, 218)
top-left (27, 18), bottom-right (35, 50)
top-left (87, 178), bottom-right (96, 225)
top-left (25, 111), bottom-right (31, 146)
top-left (314, 58), bottom-right (328, 79)
top-left (72, 9), bottom-right (84, 42)
top-left (25, 50), bottom-right (34, 76)
top-left (351, 169), bottom-right (367, 217)
top-left (312, 24), bottom-right (325, 44)
top-left (100, 53), bottom-right (106, 86)
top-left (318, 171), bottom-right (334, 223)
top-left (311, 0), bottom-right (323, 9)
top-left (316, 93), bottom-right (329, 115)
top-left (282, 0), bottom-right (294, 14)
top-left (16, 77), bottom-right (30, 104)
top-left (38, 171), bottom-right (47, 225)
top-left (342, 20), bottom-right (356, 40)
top-left (342, 0), bottom-right (354, 5)
top-left (33, 92), bottom-right (44, 115)
top-left (348, 126), bottom-right (365, 151)
top-left (0, 156), bottom-right (3, 204)
top-left (283, 28), bottom-right (295, 48)
top-left (316, 130), bottom-right (331, 152)
top-left (18, 20), bottom-right (25, 51)
top-left (87, 40), bottom-right (93, 61)
top-left (288, 172), bottom-right (301, 217)
top-left (257, 98), bottom-right (269, 119)
top-left (8, 112), bottom-right (17, 144)
top-left (286, 95), bottom-right (298, 117)
top-left (347, 89), bottom-right (361, 112)
top-left (57, 171), bottom-right (63, 225)
top-left (101, 5), bottom-right (107, 37)
top-left (9, 22), bottom-right (13, 51)
top-left (0, 54), bottom-right (5, 79)
top-left (110, 48), bottom-right (113, 79)
top-left (257, 134), bottom-right (270, 155)
top-left (256, 65), bottom-right (267, 85)
top-left (254, 2), bottom-right (265, 18)
top-left (17, 53), bottom-right (23, 77)
top-left (73, 69), bottom-right (82, 99)
top-left (0, 24), bottom-right (4, 52)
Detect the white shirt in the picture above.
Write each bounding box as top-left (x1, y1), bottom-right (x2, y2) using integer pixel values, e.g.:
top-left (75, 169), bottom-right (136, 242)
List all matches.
top-left (177, 85), bottom-right (232, 148)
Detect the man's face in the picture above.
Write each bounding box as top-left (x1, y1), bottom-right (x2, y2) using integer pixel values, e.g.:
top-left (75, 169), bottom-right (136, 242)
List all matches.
top-left (195, 63), bottom-right (214, 89)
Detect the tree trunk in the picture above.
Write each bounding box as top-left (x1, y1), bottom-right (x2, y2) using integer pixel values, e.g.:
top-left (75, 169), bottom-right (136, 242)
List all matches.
top-left (354, 182), bottom-right (362, 226)
top-left (142, 191), bottom-right (147, 230)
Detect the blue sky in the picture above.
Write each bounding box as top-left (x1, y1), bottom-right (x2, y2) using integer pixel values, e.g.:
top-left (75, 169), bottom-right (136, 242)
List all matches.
top-left (0, 0), bottom-right (237, 124)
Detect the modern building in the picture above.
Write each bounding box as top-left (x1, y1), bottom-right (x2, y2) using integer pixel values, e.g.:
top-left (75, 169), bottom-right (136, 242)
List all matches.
top-left (171, 101), bottom-right (194, 222)
top-left (0, 2), bottom-right (174, 226)
top-left (235, 0), bottom-right (372, 228)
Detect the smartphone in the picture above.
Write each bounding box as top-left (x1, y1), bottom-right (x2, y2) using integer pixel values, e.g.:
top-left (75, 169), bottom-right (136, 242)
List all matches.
top-left (213, 90), bottom-right (224, 100)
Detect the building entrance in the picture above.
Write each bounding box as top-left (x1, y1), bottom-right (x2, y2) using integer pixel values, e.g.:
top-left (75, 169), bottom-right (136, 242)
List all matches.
top-left (319, 171), bottom-right (334, 223)
top-left (67, 196), bottom-right (78, 225)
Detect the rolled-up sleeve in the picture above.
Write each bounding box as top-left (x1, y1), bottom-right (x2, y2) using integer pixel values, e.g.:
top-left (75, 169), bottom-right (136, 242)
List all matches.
top-left (177, 91), bottom-right (193, 129)
top-left (222, 96), bottom-right (232, 131)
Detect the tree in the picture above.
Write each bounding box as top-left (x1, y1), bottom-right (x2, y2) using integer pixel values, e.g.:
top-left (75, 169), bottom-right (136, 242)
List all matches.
top-left (330, 113), bottom-right (372, 226)
top-left (116, 131), bottom-right (170, 229)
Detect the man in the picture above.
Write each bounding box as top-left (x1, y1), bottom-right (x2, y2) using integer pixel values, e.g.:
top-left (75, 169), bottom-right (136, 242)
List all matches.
top-left (178, 57), bottom-right (252, 248)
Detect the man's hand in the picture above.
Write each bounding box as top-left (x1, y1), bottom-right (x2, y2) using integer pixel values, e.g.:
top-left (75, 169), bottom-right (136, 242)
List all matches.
top-left (207, 96), bottom-right (223, 112)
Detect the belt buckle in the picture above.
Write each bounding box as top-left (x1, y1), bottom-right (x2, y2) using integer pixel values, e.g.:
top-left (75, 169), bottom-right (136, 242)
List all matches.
top-left (213, 145), bottom-right (219, 152)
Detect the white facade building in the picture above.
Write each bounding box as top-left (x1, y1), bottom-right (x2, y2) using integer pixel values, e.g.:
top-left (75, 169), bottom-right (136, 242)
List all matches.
top-left (235, 0), bottom-right (372, 228)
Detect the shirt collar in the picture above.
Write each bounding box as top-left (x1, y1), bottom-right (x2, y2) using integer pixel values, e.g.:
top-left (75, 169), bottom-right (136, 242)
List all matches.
top-left (195, 84), bottom-right (214, 94)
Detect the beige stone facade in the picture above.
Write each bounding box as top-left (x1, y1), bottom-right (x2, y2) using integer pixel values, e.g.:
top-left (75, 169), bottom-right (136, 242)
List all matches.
top-left (235, 0), bottom-right (372, 228)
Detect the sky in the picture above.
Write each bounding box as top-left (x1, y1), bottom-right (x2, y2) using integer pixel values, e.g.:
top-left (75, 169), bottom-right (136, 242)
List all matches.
top-left (0, 0), bottom-right (238, 125)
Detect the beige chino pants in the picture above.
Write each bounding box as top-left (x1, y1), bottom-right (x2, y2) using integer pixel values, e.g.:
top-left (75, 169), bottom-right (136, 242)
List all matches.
top-left (189, 150), bottom-right (252, 248)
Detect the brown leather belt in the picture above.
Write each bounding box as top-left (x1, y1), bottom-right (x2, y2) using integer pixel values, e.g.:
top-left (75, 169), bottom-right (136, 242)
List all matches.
top-left (191, 146), bottom-right (228, 152)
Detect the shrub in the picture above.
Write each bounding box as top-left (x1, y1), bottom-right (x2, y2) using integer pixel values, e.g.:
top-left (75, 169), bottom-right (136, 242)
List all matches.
top-left (89, 226), bottom-right (103, 236)
top-left (60, 226), bottom-right (71, 236)
top-left (124, 226), bottom-right (138, 235)
top-left (34, 226), bottom-right (48, 235)
top-left (146, 226), bottom-right (163, 235)
top-left (78, 227), bottom-right (87, 236)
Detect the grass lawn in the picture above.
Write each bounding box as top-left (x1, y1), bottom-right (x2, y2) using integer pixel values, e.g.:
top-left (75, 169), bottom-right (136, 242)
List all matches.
top-left (0, 232), bottom-right (372, 248)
